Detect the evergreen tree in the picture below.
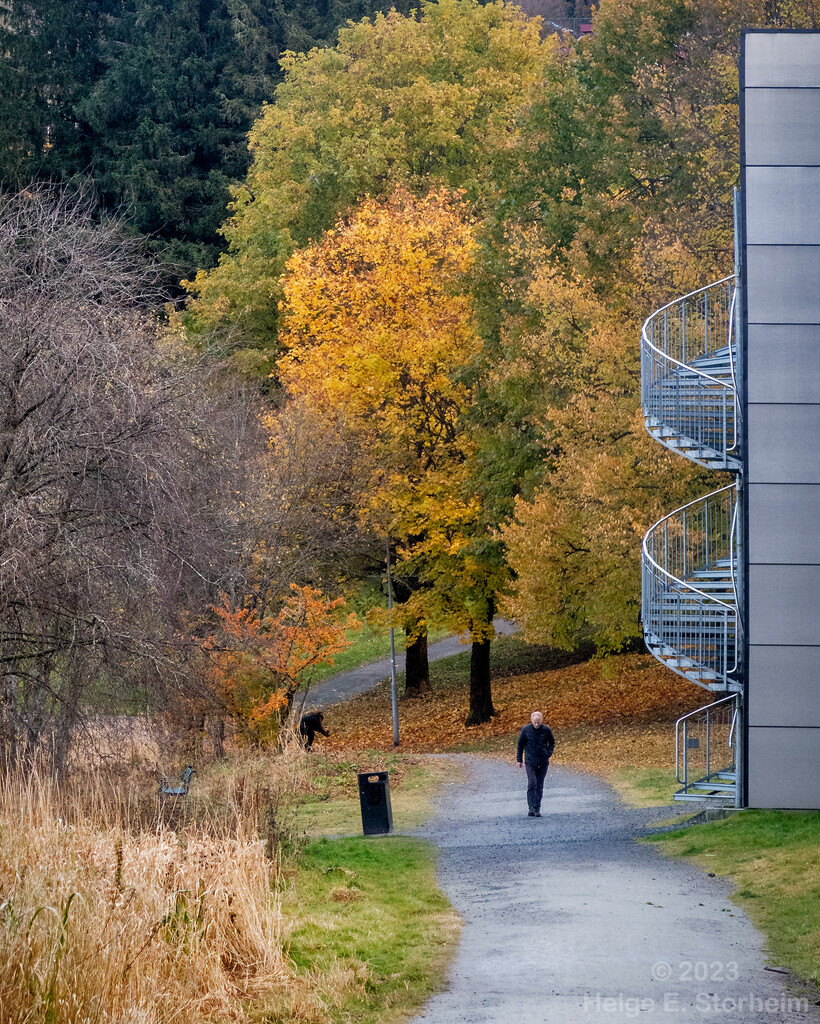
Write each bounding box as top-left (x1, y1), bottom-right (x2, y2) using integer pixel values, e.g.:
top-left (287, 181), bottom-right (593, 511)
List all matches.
top-left (0, 0), bottom-right (418, 282)
top-left (0, 0), bottom-right (104, 187)
top-left (185, 0), bottom-right (549, 347)
top-left (79, 0), bottom-right (284, 277)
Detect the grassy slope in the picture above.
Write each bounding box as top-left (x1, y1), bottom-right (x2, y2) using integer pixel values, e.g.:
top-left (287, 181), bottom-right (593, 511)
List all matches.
top-left (607, 766), bottom-right (680, 807)
top-left (267, 749), bottom-right (462, 1024)
top-left (266, 836), bottom-right (459, 1024)
top-left (294, 751), bottom-right (460, 837)
top-left (309, 623), bottom-right (452, 685)
top-left (324, 635), bottom-right (704, 777)
top-left (647, 811), bottom-right (820, 985)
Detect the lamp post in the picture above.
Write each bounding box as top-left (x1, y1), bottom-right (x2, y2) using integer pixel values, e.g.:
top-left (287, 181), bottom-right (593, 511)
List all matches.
top-left (386, 536), bottom-right (400, 747)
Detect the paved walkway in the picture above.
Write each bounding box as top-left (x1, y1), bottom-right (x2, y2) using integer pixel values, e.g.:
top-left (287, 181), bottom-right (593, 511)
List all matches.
top-left (410, 757), bottom-right (819, 1024)
top-left (303, 618), bottom-right (519, 710)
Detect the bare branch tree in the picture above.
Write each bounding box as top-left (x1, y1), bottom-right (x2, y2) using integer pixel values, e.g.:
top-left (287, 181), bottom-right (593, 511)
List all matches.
top-left (0, 187), bottom-right (253, 773)
top-left (229, 400), bottom-right (369, 615)
top-left (0, 188), bottom-right (375, 773)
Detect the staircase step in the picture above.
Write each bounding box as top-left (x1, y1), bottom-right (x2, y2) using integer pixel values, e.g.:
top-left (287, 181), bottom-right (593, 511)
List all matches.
top-left (643, 432), bottom-right (740, 470)
top-left (673, 790), bottom-right (736, 803)
top-left (687, 781), bottom-right (736, 792)
top-left (669, 585), bottom-right (734, 593)
top-left (643, 630), bottom-right (739, 691)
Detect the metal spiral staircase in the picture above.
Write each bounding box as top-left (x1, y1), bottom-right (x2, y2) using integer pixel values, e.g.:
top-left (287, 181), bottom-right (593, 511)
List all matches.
top-left (641, 274), bottom-right (743, 805)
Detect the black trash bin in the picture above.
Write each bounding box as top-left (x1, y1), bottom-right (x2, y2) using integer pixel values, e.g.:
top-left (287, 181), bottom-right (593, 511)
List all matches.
top-left (357, 771), bottom-right (393, 835)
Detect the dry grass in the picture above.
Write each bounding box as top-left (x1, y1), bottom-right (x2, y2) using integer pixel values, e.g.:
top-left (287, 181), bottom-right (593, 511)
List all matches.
top-left (0, 748), bottom-right (357, 1024)
top-left (0, 737), bottom-right (457, 1024)
top-left (329, 885), bottom-right (363, 903)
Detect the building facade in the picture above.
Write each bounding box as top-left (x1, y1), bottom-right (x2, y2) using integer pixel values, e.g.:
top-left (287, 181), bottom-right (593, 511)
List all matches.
top-left (640, 30), bottom-right (820, 810)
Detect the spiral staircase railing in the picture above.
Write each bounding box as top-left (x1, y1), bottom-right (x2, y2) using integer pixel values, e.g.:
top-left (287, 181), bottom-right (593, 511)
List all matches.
top-left (641, 276), bottom-right (741, 472)
top-left (675, 694), bottom-right (740, 802)
top-left (640, 273), bottom-right (743, 804)
top-left (642, 483), bottom-right (740, 692)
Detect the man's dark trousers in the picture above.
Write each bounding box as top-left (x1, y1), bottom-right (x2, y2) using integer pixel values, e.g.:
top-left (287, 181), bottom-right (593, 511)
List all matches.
top-left (525, 761), bottom-right (549, 813)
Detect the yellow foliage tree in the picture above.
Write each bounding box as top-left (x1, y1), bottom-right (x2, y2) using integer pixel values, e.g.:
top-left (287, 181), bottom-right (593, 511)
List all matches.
top-left (279, 188), bottom-right (501, 719)
top-left (279, 187), bottom-right (479, 470)
top-left (279, 188), bottom-right (481, 570)
top-left (183, 0), bottom-right (551, 362)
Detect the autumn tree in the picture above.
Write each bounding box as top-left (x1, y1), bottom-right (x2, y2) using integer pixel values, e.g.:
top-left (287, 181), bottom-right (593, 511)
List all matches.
top-left (0, 188), bottom-right (359, 768)
top-left (278, 188), bottom-right (503, 717)
top-left (497, 257), bottom-right (712, 650)
top-left (180, 0), bottom-right (801, 683)
top-left (230, 399), bottom-right (367, 616)
top-left (490, 0), bottom-right (787, 650)
top-left (278, 188), bottom-right (480, 697)
top-left (0, 188), bottom-right (262, 774)
top-left (185, 0), bottom-right (551, 362)
top-left (194, 586), bottom-right (356, 746)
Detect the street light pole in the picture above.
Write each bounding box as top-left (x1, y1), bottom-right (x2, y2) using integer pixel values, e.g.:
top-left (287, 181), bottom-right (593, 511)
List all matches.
top-left (386, 535), bottom-right (400, 747)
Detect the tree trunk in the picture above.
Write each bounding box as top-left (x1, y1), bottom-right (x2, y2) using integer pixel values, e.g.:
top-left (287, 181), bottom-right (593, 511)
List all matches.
top-left (211, 718), bottom-right (226, 759)
top-left (182, 713), bottom-right (206, 762)
top-left (403, 622), bottom-right (431, 697)
top-left (465, 635), bottom-right (494, 725)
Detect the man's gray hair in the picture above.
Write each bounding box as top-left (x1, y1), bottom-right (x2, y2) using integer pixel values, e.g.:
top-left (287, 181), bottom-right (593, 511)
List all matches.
top-left (531, 711), bottom-right (543, 722)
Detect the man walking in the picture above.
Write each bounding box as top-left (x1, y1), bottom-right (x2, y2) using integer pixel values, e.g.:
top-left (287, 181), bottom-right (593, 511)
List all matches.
top-left (516, 711), bottom-right (555, 816)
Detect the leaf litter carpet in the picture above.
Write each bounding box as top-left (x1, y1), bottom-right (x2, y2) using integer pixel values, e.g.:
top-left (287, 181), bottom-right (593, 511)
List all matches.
top-left (322, 652), bottom-right (705, 774)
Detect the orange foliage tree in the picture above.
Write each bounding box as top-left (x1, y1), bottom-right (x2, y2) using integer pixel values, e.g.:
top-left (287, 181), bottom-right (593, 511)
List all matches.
top-left (196, 585), bottom-right (358, 745)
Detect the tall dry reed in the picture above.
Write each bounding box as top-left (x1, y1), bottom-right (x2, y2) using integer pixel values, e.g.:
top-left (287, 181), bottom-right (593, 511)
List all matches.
top-left (0, 759), bottom-right (296, 1023)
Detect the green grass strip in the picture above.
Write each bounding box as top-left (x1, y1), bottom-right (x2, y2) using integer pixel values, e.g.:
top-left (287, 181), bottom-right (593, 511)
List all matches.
top-left (261, 836), bottom-right (458, 1024)
top-left (308, 624), bottom-right (452, 685)
top-left (647, 810), bottom-right (820, 984)
top-left (609, 767), bottom-right (680, 807)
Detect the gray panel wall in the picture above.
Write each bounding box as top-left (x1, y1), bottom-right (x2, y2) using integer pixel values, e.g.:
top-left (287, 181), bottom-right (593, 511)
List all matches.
top-left (742, 31), bottom-right (820, 809)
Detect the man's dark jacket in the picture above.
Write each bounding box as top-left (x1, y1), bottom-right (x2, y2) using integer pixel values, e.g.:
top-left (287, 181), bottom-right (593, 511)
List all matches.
top-left (516, 723), bottom-right (555, 766)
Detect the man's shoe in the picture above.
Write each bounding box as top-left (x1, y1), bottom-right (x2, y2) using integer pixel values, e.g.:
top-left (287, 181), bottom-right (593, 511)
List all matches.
top-left (528, 809), bottom-right (536, 817)
top-left (534, 811), bottom-right (541, 817)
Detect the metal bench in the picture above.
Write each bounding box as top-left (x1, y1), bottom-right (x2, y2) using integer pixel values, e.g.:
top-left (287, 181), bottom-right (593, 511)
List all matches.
top-left (158, 765), bottom-right (196, 797)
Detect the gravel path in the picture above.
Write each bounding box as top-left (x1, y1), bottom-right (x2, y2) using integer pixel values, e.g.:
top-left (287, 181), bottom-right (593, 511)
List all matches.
top-left (302, 618), bottom-right (519, 710)
top-left (410, 756), bottom-right (819, 1024)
